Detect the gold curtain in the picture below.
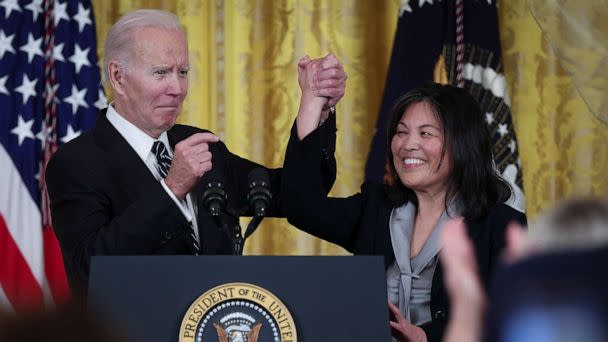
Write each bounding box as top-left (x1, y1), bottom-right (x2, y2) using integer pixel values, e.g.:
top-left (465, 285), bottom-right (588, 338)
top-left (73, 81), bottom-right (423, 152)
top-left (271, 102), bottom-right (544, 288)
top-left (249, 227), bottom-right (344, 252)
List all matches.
top-left (499, 1), bottom-right (608, 218)
top-left (92, 0), bottom-right (399, 255)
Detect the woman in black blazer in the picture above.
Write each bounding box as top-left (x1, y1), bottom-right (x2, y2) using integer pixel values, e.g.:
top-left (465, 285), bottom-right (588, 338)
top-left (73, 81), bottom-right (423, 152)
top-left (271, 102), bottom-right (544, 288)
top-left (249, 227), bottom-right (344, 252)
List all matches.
top-left (282, 77), bottom-right (526, 342)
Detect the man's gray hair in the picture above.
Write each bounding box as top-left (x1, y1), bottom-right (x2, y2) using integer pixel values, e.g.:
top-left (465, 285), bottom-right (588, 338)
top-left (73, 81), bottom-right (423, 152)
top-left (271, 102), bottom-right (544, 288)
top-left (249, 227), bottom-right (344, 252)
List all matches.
top-left (527, 197), bottom-right (608, 253)
top-left (102, 9), bottom-right (184, 86)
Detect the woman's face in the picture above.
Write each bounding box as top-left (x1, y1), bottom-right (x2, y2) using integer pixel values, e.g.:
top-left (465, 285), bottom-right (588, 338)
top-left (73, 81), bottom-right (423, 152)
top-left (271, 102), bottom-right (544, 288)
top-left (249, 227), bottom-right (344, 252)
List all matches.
top-left (391, 101), bottom-right (453, 197)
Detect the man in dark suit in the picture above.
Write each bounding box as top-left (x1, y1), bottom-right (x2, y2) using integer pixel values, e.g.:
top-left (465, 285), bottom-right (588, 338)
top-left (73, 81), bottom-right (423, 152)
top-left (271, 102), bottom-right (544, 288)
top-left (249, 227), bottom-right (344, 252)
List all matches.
top-left (46, 9), bottom-right (345, 299)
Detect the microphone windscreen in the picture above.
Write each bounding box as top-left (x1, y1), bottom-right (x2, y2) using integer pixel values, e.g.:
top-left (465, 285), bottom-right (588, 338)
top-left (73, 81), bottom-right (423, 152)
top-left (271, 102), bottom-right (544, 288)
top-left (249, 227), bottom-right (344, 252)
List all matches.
top-left (202, 165), bottom-right (226, 217)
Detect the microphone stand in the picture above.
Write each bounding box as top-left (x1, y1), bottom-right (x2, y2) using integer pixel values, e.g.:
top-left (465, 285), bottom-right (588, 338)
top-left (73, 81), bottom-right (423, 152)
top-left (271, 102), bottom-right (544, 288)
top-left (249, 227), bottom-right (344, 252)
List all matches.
top-left (232, 216), bottom-right (264, 255)
top-left (211, 214), bottom-right (266, 255)
top-left (232, 222), bottom-right (244, 256)
top-left (229, 215), bottom-right (265, 256)
top-left (218, 209), bottom-right (245, 256)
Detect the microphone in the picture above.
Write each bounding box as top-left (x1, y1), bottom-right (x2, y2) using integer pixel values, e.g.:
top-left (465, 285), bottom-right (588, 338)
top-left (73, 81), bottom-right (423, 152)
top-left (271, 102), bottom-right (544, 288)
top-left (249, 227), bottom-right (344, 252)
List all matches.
top-left (202, 169), bottom-right (227, 217)
top-left (202, 168), bottom-right (245, 255)
top-left (244, 168), bottom-right (272, 239)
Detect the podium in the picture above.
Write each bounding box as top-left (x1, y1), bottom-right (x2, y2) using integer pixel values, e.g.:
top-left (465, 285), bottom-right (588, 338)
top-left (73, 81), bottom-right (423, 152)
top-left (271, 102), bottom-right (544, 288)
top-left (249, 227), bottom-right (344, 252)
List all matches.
top-left (89, 256), bottom-right (391, 342)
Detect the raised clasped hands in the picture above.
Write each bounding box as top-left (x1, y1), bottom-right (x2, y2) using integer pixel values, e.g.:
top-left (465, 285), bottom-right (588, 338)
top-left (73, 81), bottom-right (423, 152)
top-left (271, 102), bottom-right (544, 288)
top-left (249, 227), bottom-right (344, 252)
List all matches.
top-left (296, 54), bottom-right (347, 139)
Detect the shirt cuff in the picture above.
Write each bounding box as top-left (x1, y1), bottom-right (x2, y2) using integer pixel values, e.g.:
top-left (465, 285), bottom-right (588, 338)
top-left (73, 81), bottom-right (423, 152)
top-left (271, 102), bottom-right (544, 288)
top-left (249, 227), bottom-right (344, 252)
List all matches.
top-left (160, 179), bottom-right (193, 222)
top-left (319, 106), bottom-right (335, 127)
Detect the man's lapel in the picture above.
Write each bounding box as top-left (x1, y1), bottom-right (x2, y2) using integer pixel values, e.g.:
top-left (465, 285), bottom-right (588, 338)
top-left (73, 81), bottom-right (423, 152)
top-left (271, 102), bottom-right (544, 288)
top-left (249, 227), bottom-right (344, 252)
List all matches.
top-left (92, 111), bottom-right (160, 197)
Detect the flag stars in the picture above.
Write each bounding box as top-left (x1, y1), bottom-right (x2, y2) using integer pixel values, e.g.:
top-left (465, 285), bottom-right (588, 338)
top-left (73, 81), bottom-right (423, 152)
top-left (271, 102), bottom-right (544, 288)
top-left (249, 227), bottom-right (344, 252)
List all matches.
top-left (419, 0), bottom-right (433, 8)
top-left (74, 3), bottom-right (92, 32)
top-left (25, 0), bottom-right (43, 22)
top-left (69, 44), bottom-right (91, 73)
top-left (35, 162), bottom-right (42, 183)
top-left (0, 30), bottom-right (16, 59)
top-left (36, 126), bottom-right (47, 150)
top-left (0, 0), bottom-right (21, 19)
top-left (94, 89), bottom-right (108, 110)
top-left (497, 123), bottom-right (508, 137)
top-left (20, 33), bottom-right (44, 63)
top-left (64, 84), bottom-right (89, 115)
top-left (53, 42), bottom-right (65, 62)
top-left (61, 124), bottom-right (81, 143)
top-left (485, 112), bottom-right (494, 125)
top-left (53, 1), bottom-right (69, 27)
top-left (508, 139), bottom-right (517, 153)
top-left (0, 75), bottom-right (9, 95)
top-left (400, 0), bottom-right (413, 15)
top-left (11, 115), bottom-right (35, 145)
top-left (14, 74), bottom-right (38, 105)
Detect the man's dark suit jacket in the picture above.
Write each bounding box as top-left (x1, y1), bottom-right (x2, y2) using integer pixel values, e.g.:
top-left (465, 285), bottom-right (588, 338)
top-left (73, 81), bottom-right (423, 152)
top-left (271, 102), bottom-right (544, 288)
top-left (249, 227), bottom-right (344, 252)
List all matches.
top-left (46, 109), bottom-right (336, 296)
top-left (281, 123), bottom-right (527, 342)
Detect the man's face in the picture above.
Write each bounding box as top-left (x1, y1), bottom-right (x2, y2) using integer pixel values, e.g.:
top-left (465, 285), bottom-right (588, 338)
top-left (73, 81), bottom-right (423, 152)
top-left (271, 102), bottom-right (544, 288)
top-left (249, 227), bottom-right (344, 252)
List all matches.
top-left (114, 26), bottom-right (189, 138)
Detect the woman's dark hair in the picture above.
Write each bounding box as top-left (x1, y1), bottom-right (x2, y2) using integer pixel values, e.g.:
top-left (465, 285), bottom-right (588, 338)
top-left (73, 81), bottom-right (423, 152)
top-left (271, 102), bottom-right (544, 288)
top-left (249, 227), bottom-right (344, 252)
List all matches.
top-left (386, 83), bottom-right (511, 222)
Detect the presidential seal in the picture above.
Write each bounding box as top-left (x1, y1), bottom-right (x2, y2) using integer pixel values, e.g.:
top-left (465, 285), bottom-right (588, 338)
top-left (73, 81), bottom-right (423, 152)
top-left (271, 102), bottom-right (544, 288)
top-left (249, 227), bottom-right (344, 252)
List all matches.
top-left (179, 283), bottom-right (297, 342)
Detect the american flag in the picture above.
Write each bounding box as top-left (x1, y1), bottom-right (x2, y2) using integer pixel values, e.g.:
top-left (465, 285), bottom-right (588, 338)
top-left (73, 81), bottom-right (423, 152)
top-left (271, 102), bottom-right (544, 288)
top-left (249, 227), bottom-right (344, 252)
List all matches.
top-left (0, 0), bottom-right (105, 312)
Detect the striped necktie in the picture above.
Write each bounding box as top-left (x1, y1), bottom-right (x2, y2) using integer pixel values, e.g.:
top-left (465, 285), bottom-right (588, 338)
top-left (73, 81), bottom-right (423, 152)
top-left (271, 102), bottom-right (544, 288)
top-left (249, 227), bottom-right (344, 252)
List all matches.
top-left (151, 141), bottom-right (200, 255)
top-left (151, 140), bottom-right (172, 178)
